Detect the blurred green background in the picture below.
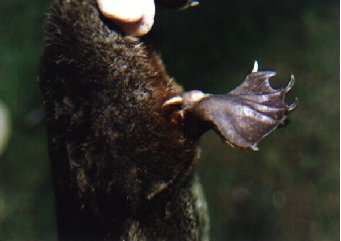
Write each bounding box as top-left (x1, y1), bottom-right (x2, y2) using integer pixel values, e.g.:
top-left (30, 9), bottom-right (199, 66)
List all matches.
top-left (0, 0), bottom-right (339, 240)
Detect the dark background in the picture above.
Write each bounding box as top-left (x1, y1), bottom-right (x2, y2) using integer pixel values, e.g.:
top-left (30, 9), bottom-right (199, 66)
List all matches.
top-left (0, 0), bottom-right (339, 240)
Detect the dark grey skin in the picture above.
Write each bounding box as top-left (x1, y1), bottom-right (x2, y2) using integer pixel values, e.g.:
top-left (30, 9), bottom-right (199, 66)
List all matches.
top-left (38, 0), bottom-right (296, 240)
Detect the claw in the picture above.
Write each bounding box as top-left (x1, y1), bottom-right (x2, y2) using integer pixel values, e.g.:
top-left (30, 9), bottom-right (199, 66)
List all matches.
top-left (251, 145), bottom-right (259, 151)
top-left (162, 96), bottom-right (183, 107)
top-left (285, 75), bottom-right (295, 93)
top-left (287, 97), bottom-right (298, 112)
top-left (252, 60), bottom-right (259, 73)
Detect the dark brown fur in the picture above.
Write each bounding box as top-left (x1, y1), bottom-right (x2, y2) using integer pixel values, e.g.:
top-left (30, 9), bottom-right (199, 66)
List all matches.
top-left (38, 0), bottom-right (209, 240)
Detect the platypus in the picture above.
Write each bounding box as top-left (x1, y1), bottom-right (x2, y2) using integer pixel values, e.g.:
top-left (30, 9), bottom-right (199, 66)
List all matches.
top-left (38, 0), bottom-right (296, 240)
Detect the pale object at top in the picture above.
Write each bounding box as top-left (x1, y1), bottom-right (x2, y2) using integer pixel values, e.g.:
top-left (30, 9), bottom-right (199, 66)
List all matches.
top-left (97, 0), bottom-right (155, 36)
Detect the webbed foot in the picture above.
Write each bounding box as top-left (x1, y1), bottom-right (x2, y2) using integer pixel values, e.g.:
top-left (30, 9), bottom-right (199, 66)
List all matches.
top-left (163, 62), bottom-right (297, 150)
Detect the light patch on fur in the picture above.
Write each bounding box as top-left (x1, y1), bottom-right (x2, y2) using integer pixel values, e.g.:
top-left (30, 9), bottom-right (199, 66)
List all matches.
top-left (0, 101), bottom-right (11, 157)
top-left (192, 175), bottom-right (210, 241)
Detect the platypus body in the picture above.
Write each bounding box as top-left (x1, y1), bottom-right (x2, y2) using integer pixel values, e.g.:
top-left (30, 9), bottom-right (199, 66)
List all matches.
top-left (38, 0), bottom-right (296, 240)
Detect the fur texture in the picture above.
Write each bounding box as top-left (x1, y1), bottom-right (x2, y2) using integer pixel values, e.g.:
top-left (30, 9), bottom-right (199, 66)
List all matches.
top-left (38, 0), bottom-right (209, 240)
